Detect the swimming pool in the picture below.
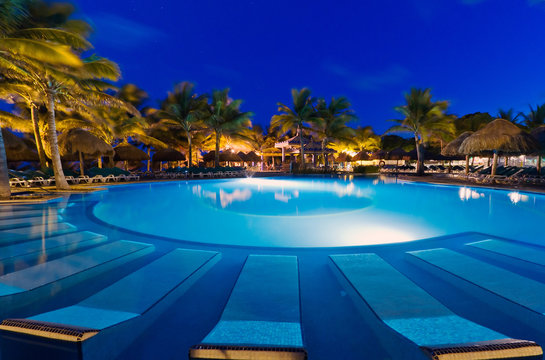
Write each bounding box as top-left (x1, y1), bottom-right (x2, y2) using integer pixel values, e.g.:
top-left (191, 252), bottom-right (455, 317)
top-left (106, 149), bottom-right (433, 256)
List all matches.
top-left (93, 176), bottom-right (545, 247)
top-left (2, 175), bottom-right (545, 360)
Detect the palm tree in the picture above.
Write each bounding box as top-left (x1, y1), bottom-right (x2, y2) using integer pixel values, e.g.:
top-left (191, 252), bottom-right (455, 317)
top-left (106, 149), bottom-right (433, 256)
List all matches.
top-left (271, 88), bottom-right (320, 169)
top-left (353, 126), bottom-right (381, 152)
top-left (387, 88), bottom-right (452, 175)
top-left (314, 97), bottom-right (356, 169)
top-left (203, 88), bottom-right (253, 167)
top-left (239, 125), bottom-right (277, 170)
top-left (522, 104), bottom-right (545, 130)
top-left (497, 108), bottom-right (522, 124)
top-left (155, 82), bottom-right (208, 167)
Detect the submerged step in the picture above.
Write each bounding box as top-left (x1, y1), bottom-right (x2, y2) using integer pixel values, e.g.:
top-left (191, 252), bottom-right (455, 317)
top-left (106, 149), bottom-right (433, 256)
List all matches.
top-left (0, 249), bottom-right (220, 360)
top-left (407, 248), bottom-right (545, 334)
top-left (190, 254), bottom-right (307, 360)
top-left (466, 239), bottom-right (545, 272)
top-left (0, 210), bottom-right (50, 220)
top-left (0, 222), bottom-right (78, 245)
top-left (0, 231), bottom-right (108, 275)
top-left (329, 253), bottom-right (541, 360)
top-left (0, 214), bottom-right (62, 231)
top-left (0, 240), bottom-right (154, 319)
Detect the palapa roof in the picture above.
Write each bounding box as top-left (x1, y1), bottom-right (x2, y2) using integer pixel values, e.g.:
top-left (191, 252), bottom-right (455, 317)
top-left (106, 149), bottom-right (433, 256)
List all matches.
top-left (352, 151), bottom-right (371, 161)
top-left (58, 129), bottom-right (114, 157)
top-left (152, 148), bottom-right (186, 162)
top-left (442, 131), bottom-right (473, 156)
top-left (2, 129), bottom-right (25, 152)
top-left (114, 143), bottom-right (150, 161)
top-left (335, 152), bottom-right (352, 162)
top-left (275, 131), bottom-right (311, 149)
top-left (203, 151), bottom-right (242, 162)
top-left (387, 148), bottom-right (408, 161)
top-left (459, 119), bottom-right (539, 155)
top-left (243, 151), bottom-right (261, 162)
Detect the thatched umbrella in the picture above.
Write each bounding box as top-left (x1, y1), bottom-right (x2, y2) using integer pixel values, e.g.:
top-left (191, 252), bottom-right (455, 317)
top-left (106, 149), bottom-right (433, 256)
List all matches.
top-left (2, 129), bottom-right (25, 153)
top-left (244, 151), bottom-right (261, 163)
top-left (353, 151), bottom-right (371, 161)
top-left (387, 148), bottom-right (408, 161)
top-left (531, 126), bottom-right (545, 174)
top-left (370, 149), bottom-right (387, 160)
top-left (114, 143), bottom-right (150, 170)
top-left (58, 129), bottom-right (114, 176)
top-left (459, 119), bottom-right (539, 176)
top-left (203, 151), bottom-right (242, 163)
top-left (2, 131), bottom-right (39, 162)
top-left (442, 131), bottom-right (473, 174)
top-left (335, 152), bottom-right (352, 163)
top-left (237, 151), bottom-right (248, 162)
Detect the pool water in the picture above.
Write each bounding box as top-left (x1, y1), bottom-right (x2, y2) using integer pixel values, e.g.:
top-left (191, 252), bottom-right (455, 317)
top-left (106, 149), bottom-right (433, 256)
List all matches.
top-left (93, 176), bottom-right (545, 247)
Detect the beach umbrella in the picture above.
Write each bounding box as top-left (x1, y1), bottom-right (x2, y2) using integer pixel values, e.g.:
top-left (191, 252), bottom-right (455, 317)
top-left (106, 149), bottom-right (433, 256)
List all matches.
top-left (203, 151), bottom-right (242, 163)
top-left (387, 148), bottom-right (408, 161)
top-left (58, 129), bottom-right (114, 176)
top-left (3, 131), bottom-right (39, 162)
top-left (459, 119), bottom-right (539, 176)
top-left (2, 129), bottom-right (25, 153)
top-left (352, 151), bottom-right (371, 161)
top-left (442, 131), bottom-right (473, 174)
top-left (152, 148), bottom-right (186, 162)
top-left (244, 151), bottom-right (261, 163)
top-left (530, 126), bottom-right (545, 174)
top-left (335, 152), bottom-right (352, 162)
top-left (370, 149), bottom-right (387, 160)
top-left (114, 143), bottom-right (150, 171)
top-left (237, 151), bottom-right (248, 162)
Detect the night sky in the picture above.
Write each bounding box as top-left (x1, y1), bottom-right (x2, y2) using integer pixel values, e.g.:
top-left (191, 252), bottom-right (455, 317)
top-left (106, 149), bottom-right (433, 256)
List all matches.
top-left (72, 0), bottom-right (545, 133)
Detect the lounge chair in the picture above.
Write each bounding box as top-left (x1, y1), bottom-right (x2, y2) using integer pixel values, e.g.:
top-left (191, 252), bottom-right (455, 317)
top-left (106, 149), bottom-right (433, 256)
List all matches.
top-left (0, 231), bottom-right (107, 275)
top-left (190, 255), bottom-right (307, 360)
top-left (0, 240), bottom-right (154, 319)
top-left (9, 177), bottom-right (29, 187)
top-left (0, 248), bottom-right (220, 360)
top-left (407, 247), bottom-right (545, 335)
top-left (78, 175), bottom-right (95, 184)
top-left (27, 177), bottom-right (53, 186)
top-left (0, 222), bottom-right (77, 246)
top-left (64, 176), bottom-right (81, 185)
top-left (330, 253), bottom-right (542, 360)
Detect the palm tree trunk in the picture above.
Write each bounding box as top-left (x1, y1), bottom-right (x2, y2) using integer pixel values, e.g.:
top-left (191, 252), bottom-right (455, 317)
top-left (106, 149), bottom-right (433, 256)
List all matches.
top-left (215, 130), bottom-right (220, 168)
top-left (299, 125), bottom-right (305, 169)
top-left (260, 152), bottom-right (264, 171)
top-left (78, 150), bottom-right (84, 176)
top-left (491, 152), bottom-right (498, 176)
top-left (147, 148), bottom-right (151, 171)
top-left (322, 138), bottom-right (328, 170)
top-left (46, 91), bottom-right (69, 190)
top-left (537, 155), bottom-right (542, 175)
top-left (187, 131), bottom-right (192, 167)
top-left (98, 157), bottom-right (102, 168)
top-left (30, 104), bottom-right (47, 170)
top-left (465, 154), bottom-right (470, 175)
top-left (0, 127), bottom-right (11, 199)
top-left (414, 135), bottom-right (425, 176)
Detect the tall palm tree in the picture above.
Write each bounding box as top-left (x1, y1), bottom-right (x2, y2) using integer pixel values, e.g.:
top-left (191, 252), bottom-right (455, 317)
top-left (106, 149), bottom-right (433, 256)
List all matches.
top-left (204, 88), bottom-right (253, 167)
top-left (497, 108), bottom-right (522, 124)
top-left (271, 88), bottom-right (320, 168)
top-left (353, 126), bottom-right (381, 152)
top-left (387, 88), bottom-right (452, 175)
top-left (314, 97), bottom-right (356, 169)
top-left (155, 82), bottom-right (208, 167)
top-left (239, 125), bottom-right (277, 170)
top-left (522, 104), bottom-right (545, 130)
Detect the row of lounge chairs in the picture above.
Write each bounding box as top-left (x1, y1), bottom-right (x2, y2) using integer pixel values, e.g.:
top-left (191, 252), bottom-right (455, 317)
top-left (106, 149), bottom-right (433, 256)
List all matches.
top-left (0, 206), bottom-right (543, 359)
top-left (139, 166), bottom-right (247, 180)
top-left (450, 166), bottom-right (545, 185)
top-left (8, 168), bottom-right (140, 187)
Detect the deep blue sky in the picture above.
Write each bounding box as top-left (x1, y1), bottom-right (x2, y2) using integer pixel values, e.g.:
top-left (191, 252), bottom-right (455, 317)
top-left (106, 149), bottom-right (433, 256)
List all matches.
top-left (73, 0), bottom-right (545, 134)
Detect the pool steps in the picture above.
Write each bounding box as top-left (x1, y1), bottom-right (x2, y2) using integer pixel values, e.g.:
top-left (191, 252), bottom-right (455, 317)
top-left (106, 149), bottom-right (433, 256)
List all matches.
top-left (0, 249), bottom-right (221, 360)
top-left (190, 255), bottom-right (307, 360)
top-left (0, 213), bottom-right (62, 231)
top-left (0, 209), bottom-right (48, 220)
top-left (0, 240), bottom-right (154, 319)
top-left (407, 248), bottom-right (545, 336)
top-left (0, 222), bottom-right (78, 245)
top-left (0, 231), bottom-right (108, 275)
top-left (330, 253), bottom-right (542, 360)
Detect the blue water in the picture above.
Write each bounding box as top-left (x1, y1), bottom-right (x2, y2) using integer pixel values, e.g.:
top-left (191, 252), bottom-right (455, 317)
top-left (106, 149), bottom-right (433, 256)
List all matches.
top-left (93, 176), bottom-right (545, 247)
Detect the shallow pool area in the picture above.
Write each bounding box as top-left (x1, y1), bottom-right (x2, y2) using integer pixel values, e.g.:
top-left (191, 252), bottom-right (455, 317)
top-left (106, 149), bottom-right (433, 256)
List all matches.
top-left (1, 175), bottom-right (545, 360)
top-left (93, 176), bottom-right (545, 247)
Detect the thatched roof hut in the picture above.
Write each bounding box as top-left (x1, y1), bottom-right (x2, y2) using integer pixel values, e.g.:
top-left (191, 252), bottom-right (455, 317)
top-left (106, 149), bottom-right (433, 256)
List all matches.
top-left (459, 119), bottom-right (539, 175)
top-left (459, 119), bottom-right (538, 155)
top-left (530, 126), bottom-right (545, 174)
top-left (442, 131), bottom-right (473, 156)
top-left (370, 149), bottom-right (387, 160)
top-left (387, 148), bottom-right (408, 161)
top-left (114, 143), bottom-right (150, 161)
top-left (244, 151), bottom-right (261, 162)
top-left (353, 151), bottom-right (371, 161)
top-left (152, 148), bottom-right (186, 162)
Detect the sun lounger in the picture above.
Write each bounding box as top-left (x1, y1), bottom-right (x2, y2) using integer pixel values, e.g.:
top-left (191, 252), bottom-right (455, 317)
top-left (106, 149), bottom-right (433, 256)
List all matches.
top-left (407, 248), bottom-right (545, 334)
top-left (329, 253), bottom-right (542, 360)
top-left (9, 177), bottom-right (29, 187)
top-left (190, 255), bottom-right (307, 360)
top-left (0, 240), bottom-right (153, 320)
top-left (27, 177), bottom-right (53, 186)
top-left (466, 239), bottom-right (545, 274)
top-left (0, 213), bottom-right (61, 231)
top-left (78, 175), bottom-right (95, 184)
top-left (0, 222), bottom-right (77, 246)
top-left (0, 248), bottom-right (220, 360)
top-left (64, 176), bottom-right (81, 185)
top-left (0, 231), bottom-right (107, 275)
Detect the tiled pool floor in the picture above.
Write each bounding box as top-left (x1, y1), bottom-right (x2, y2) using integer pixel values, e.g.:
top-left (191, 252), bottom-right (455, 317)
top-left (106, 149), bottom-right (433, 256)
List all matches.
top-left (0, 198), bottom-right (544, 359)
